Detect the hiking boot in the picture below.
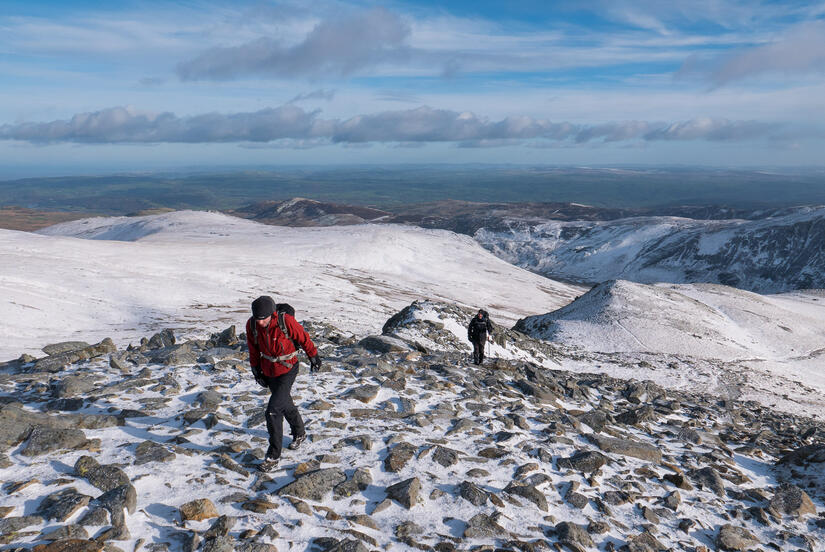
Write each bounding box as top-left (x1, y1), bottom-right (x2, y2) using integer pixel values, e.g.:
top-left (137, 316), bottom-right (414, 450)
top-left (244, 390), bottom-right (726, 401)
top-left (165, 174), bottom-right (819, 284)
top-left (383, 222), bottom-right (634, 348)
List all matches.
top-left (259, 452), bottom-right (280, 472)
top-left (288, 433), bottom-right (306, 450)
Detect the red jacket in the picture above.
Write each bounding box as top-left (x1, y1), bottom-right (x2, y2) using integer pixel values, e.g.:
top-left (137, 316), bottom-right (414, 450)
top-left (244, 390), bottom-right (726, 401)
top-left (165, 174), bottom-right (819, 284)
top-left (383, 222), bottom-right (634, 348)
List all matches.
top-left (246, 314), bottom-right (318, 377)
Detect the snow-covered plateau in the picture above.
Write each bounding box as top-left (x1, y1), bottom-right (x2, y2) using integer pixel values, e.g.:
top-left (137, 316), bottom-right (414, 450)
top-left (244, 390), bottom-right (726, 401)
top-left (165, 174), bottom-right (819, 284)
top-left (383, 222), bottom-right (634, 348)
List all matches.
top-left (1, 210), bottom-right (825, 551)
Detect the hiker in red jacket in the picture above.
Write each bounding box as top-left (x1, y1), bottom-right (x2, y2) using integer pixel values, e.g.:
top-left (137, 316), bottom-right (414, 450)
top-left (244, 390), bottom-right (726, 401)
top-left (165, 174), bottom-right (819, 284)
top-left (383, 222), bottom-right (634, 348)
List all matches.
top-left (246, 295), bottom-right (322, 471)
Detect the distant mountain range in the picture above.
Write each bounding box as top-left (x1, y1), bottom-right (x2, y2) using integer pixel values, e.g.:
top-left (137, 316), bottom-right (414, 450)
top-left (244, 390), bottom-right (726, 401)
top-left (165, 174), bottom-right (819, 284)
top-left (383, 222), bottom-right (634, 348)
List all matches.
top-left (235, 198), bottom-right (825, 293)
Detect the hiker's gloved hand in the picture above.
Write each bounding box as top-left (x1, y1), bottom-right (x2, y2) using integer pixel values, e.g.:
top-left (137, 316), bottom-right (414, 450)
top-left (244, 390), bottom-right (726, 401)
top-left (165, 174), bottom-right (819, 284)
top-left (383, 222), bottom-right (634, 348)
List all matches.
top-left (310, 355), bottom-right (322, 373)
top-left (252, 366), bottom-right (267, 387)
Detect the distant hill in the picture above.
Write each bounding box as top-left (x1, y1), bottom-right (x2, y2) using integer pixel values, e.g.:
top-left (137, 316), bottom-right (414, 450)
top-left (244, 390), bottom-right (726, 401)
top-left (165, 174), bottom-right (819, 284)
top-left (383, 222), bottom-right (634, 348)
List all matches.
top-left (477, 206), bottom-right (825, 293)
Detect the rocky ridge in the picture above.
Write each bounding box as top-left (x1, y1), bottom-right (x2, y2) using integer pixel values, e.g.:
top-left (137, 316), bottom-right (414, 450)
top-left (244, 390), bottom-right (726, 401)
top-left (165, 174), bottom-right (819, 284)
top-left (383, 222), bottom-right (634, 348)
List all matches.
top-left (0, 305), bottom-right (823, 551)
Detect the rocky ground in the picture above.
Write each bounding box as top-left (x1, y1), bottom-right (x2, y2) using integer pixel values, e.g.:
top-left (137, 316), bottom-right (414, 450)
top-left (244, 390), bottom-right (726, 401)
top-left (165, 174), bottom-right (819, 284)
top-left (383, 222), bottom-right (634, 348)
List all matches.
top-left (1, 304), bottom-right (824, 551)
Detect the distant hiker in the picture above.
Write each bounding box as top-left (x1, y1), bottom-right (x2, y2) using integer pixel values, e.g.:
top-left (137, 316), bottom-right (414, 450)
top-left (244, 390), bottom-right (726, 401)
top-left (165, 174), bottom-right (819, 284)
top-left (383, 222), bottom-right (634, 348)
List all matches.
top-left (467, 309), bottom-right (493, 365)
top-left (246, 295), bottom-right (322, 471)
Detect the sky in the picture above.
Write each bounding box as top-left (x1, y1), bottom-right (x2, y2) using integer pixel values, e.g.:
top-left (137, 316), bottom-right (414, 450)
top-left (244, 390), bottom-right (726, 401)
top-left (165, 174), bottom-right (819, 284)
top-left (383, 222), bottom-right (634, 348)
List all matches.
top-left (1, 0), bottom-right (824, 175)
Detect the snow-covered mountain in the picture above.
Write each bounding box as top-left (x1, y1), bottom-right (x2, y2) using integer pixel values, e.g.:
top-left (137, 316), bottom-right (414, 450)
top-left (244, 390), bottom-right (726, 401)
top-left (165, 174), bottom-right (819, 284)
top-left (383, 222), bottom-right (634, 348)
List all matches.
top-left (475, 206), bottom-right (825, 293)
top-left (515, 279), bottom-right (825, 418)
top-left (0, 210), bottom-right (582, 359)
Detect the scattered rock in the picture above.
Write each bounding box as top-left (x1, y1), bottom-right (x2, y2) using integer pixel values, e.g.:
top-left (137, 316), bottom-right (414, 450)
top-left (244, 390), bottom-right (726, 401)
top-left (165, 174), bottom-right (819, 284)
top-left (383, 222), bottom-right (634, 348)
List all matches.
top-left (768, 483), bottom-right (816, 517)
top-left (277, 468), bottom-right (347, 501)
top-left (179, 498), bottom-right (219, 522)
top-left (716, 524), bottom-right (759, 551)
top-left (386, 477), bottom-right (421, 509)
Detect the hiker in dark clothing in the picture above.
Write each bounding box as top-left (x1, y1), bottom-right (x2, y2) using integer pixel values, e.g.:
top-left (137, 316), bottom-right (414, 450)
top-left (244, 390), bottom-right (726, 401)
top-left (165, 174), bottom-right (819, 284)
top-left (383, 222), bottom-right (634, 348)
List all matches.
top-left (246, 295), bottom-right (322, 471)
top-left (467, 309), bottom-right (494, 365)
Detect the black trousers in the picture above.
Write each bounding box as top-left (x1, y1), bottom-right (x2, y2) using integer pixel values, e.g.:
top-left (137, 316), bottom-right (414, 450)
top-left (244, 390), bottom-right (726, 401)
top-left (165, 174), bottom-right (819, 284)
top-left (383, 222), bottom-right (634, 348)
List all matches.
top-left (472, 337), bottom-right (487, 364)
top-left (264, 364), bottom-right (304, 458)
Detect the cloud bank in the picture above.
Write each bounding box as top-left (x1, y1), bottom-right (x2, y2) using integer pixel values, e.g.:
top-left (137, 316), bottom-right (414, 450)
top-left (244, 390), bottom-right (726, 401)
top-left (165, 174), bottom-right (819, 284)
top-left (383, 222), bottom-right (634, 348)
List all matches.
top-left (176, 8), bottom-right (412, 80)
top-left (1, 105), bottom-right (801, 147)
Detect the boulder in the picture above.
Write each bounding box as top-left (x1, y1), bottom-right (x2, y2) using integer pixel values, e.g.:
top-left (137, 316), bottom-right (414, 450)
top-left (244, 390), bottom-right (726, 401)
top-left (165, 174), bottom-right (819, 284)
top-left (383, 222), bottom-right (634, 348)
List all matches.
top-left (586, 434), bottom-right (662, 463)
top-left (716, 524), bottom-right (759, 551)
top-left (180, 498), bottom-right (219, 522)
top-left (74, 456), bottom-right (130, 492)
top-left (558, 450), bottom-right (609, 473)
top-left (277, 468), bottom-right (347, 501)
top-left (21, 427), bottom-right (88, 456)
top-left (768, 483), bottom-right (817, 517)
top-left (386, 477), bottom-right (421, 509)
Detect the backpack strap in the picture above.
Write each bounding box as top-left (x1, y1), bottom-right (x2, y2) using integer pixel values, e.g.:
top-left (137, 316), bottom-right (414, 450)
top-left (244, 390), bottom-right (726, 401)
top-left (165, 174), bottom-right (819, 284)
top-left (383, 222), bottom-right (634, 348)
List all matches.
top-left (249, 317), bottom-right (257, 342)
top-left (278, 311), bottom-right (302, 351)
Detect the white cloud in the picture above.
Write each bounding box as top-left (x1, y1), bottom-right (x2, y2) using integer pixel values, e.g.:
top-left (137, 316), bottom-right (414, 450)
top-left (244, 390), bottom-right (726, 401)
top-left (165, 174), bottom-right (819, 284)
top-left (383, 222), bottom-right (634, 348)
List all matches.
top-left (176, 8), bottom-right (413, 80)
top-left (0, 104), bottom-right (806, 146)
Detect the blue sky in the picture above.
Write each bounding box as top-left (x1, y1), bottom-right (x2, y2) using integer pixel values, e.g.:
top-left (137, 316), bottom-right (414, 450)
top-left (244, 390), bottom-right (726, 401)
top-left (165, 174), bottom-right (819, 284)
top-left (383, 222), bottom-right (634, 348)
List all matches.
top-left (1, 0), bottom-right (824, 175)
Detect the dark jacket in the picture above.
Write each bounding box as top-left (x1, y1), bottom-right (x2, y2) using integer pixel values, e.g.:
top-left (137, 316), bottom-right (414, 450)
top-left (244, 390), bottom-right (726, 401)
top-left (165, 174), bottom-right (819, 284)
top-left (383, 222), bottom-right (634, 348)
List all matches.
top-left (246, 314), bottom-right (317, 378)
top-left (468, 310), bottom-right (493, 342)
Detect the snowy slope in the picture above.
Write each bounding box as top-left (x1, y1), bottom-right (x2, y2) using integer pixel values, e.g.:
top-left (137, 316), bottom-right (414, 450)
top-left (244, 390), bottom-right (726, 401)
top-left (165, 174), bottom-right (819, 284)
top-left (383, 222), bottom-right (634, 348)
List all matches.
top-left (516, 280), bottom-right (825, 361)
top-left (475, 207), bottom-right (825, 292)
top-left (0, 210), bottom-right (583, 360)
top-left (514, 280), bottom-right (825, 417)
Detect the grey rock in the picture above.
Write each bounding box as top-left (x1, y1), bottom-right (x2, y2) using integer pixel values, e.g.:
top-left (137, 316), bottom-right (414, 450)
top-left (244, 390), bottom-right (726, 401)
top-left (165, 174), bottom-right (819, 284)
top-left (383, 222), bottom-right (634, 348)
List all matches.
top-left (459, 480), bottom-right (488, 506)
top-left (623, 381), bottom-right (666, 404)
top-left (357, 335), bottom-right (410, 353)
top-left (54, 375), bottom-right (100, 398)
top-left (504, 482), bottom-right (548, 511)
top-left (555, 521), bottom-right (593, 548)
top-left (716, 524), bottom-right (759, 551)
top-left (586, 433), bottom-right (662, 463)
top-left (195, 390), bottom-right (222, 412)
top-left (566, 491), bottom-right (589, 509)
top-left (36, 487), bottom-right (92, 521)
top-left (677, 426), bottom-right (701, 444)
top-left (134, 440), bottom-right (176, 465)
top-left (777, 443), bottom-right (825, 465)
top-left (0, 515), bottom-right (43, 534)
top-left (79, 507), bottom-right (110, 526)
top-left (75, 456), bottom-right (130, 492)
top-left (616, 405), bottom-right (658, 425)
top-left (349, 384), bottom-right (380, 404)
top-left (235, 545), bottom-right (278, 552)
top-left (204, 515), bottom-right (236, 539)
top-left (664, 490), bottom-right (681, 511)
top-left (147, 328), bottom-right (176, 349)
top-left (314, 538), bottom-right (369, 552)
top-left (202, 536), bottom-right (234, 552)
top-left (42, 341), bottom-right (90, 355)
top-left (578, 409), bottom-right (610, 432)
top-left (277, 468), bottom-right (346, 501)
top-left (0, 404), bottom-right (119, 452)
top-left (558, 450), bottom-right (609, 473)
top-left (689, 466), bottom-right (726, 497)
top-left (431, 446), bottom-right (460, 467)
top-left (32, 338), bottom-right (117, 372)
top-left (384, 442), bottom-right (417, 472)
top-left (97, 483), bottom-right (138, 521)
top-left (41, 524), bottom-right (89, 541)
top-left (44, 398), bottom-right (84, 411)
top-left (464, 513), bottom-right (506, 538)
top-left (395, 521), bottom-right (424, 538)
top-left (333, 467), bottom-right (372, 499)
top-left (386, 477), bottom-right (421, 509)
top-left (768, 482), bottom-right (816, 517)
top-left (627, 531), bottom-right (667, 552)
top-left (21, 426), bottom-right (88, 456)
